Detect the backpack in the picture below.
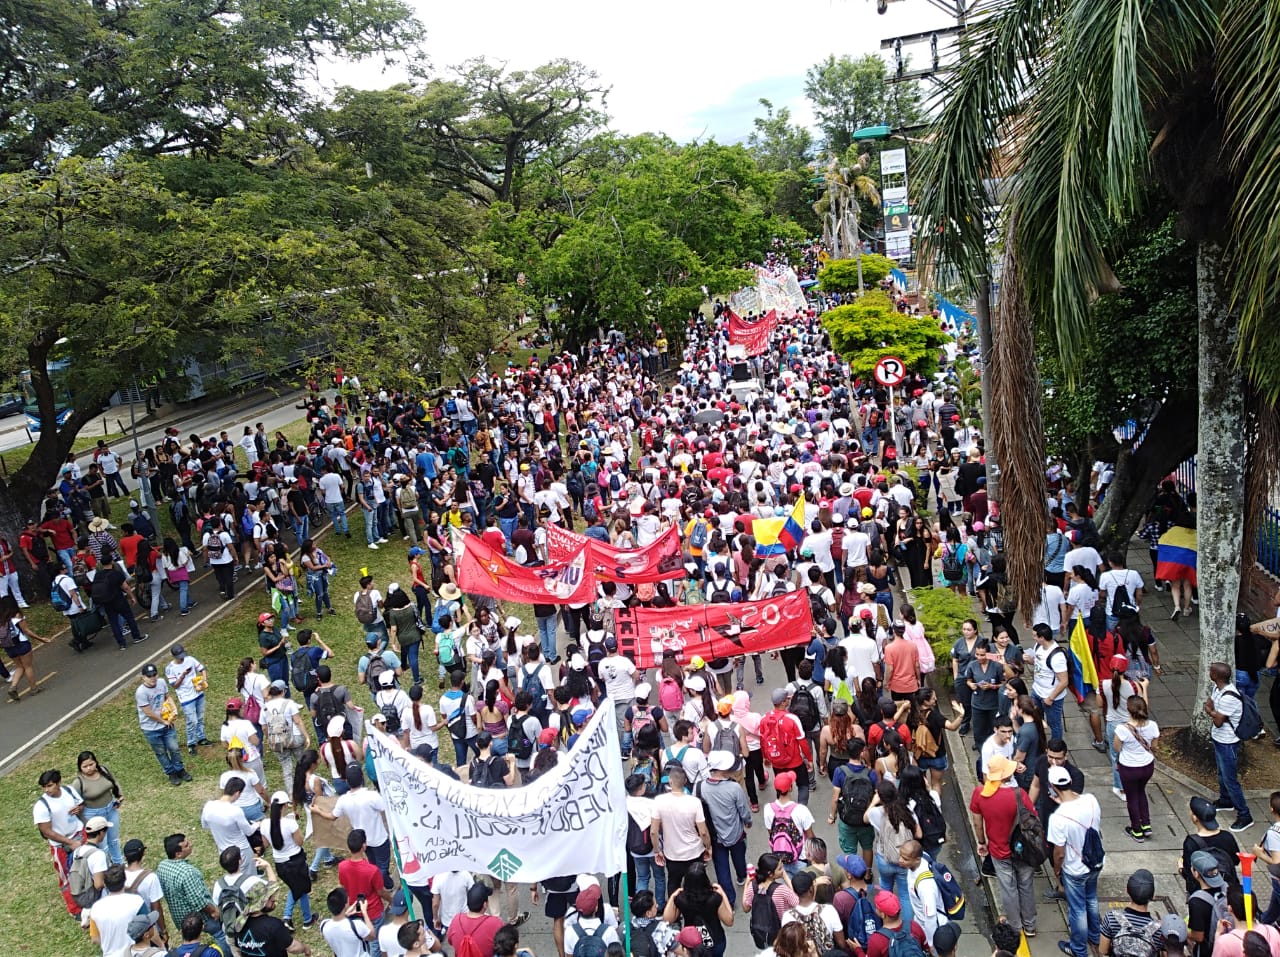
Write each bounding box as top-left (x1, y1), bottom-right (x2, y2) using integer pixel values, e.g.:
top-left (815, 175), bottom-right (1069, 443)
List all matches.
top-left (788, 684), bottom-right (820, 735)
top-left (838, 888), bottom-right (881, 950)
top-left (50, 576), bottom-right (74, 613)
top-left (627, 811), bottom-right (654, 856)
top-left (452, 918), bottom-right (487, 957)
top-left (520, 664), bottom-right (549, 716)
top-left (789, 906), bottom-right (834, 953)
top-left (770, 578), bottom-right (791, 598)
top-left (566, 473), bottom-right (584, 498)
top-left (767, 801), bottom-right (804, 864)
top-left (941, 545), bottom-right (964, 583)
top-left (91, 571), bottom-right (116, 607)
top-left (708, 581), bottom-right (732, 604)
top-left (708, 719), bottom-right (743, 771)
top-left (807, 586), bottom-right (829, 623)
top-left (445, 397), bottom-right (458, 415)
top-left (1223, 689), bottom-right (1265, 741)
top-left (290, 648), bottom-right (317, 695)
top-left (399, 485), bottom-right (418, 511)
top-left (1189, 889), bottom-right (1231, 957)
top-left (911, 721), bottom-right (939, 759)
top-left (1009, 798), bottom-right (1048, 867)
top-left (630, 919), bottom-right (659, 957)
top-left (658, 676), bottom-right (683, 713)
top-left (354, 590), bottom-right (377, 625)
top-left (630, 707), bottom-right (661, 752)
top-left (1108, 911), bottom-right (1162, 957)
top-left (572, 920), bottom-right (608, 957)
top-left (1189, 835), bottom-right (1242, 887)
top-left (659, 745), bottom-right (689, 793)
top-left (205, 531), bottom-right (226, 559)
top-left (838, 767), bottom-right (875, 826)
top-left (264, 704), bottom-right (302, 753)
top-left (71, 553), bottom-right (92, 587)
top-left (377, 692), bottom-right (402, 734)
top-left (875, 926), bottom-right (926, 957)
top-left (759, 711), bottom-right (802, 768)
top-left (469, 754), bottom-right (508, 789)
top-left (312, 687), bottom-right (343, 734)
top-left (68, 844), bottom-right (99, 908)
top-left (444, 691), bottom-right (471, 740)
top-left (609, 472), bottom-right (623, 494)
top-left (239, 510), bottom-right (254, 538)
top-left (437, 630), bottom-right (460, 669)
top-left (509, 715), bottom-right (535, 762)
top-left (1082, 822), bottom-right (1106, 871)
top-left (689, 519), bottom-right (708, 550)
top-left (915, 794), bottom-right (947, 848)
top-left (585, 637), bottom-right (608, 675)
top-left (1110, 580), bottom-right (1139, 620)
top-left (365, 653), bottom-right (393, 691)
top-left (919, 851), bottom-right (966, 919)
top-left (749, 881), bottom-right (783, 948)
top-left (583, 498), bottom-right (598, 522)
top-left (216, 873), bottom-right (253, 935)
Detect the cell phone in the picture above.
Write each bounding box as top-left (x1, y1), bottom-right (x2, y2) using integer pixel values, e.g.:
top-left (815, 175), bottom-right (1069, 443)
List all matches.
top-left (357, 894), bottom-right (367, 903)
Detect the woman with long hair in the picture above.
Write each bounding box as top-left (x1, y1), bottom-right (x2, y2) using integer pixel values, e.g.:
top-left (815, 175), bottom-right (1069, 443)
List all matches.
top-left (299, 538), bottom-right (335, 618)
top-left (261, 791), bottom-right (314, 929)
top-left (402, 683), bottom-right (441, 761)
top-left (72, 751), bottom-right (124, 864)
top-left (898, 765), bottom-right (944, 851)
top-left (223, 744), bottom-right (268, 822)
top-left (319, 716), bottom-right (363, 795)
top-left (854, 677), bottom-right (882, 732)
top-left (863, 780), bottom-right (921, 926)
top-left (900, 605), bottom-right (936, 678)
top-left (772, 922), bottom-right (817, 957)
top-left (873, 728), bottom-right (910, 786)
top-left (867, 549), bottom-right (895, 621)
top-left (161, 536), bottom-right (196, 616)
top-left (1011, 695), bottom-right (1046, 791)
top-left (292, 750), bottom-right (336, 873)
top-left (136, 538), bottom-right (171, 621)
top-left (660, 861), bottom-right (734, 957)
top-left (263, 542), bottom-right (300, 633)
top-left (479, 679), bottom-right (510, 755)
top-left (234, 657), bottom-right (270, 731)
top-left (819, 698), bottom-right (863, 783)
top-left (0, 595), bottom-right (51, 700)
top-left (913, 688), bottom-right (961, 791)
top-left (1102, 653), bottom-right (1146, 801)
top-left (732, 691), bottom-right (768, 812)
top-left (1113, 695), bottom-right (1159, 842)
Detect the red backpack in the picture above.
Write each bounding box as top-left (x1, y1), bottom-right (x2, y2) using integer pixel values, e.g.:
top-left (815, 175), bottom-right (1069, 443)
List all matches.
top-left (759, 710), bottom-right (801, 768)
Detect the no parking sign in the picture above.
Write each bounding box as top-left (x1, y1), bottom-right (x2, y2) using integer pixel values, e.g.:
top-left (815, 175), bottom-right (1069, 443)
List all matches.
top-left (874, 356), bottom-right (906, 387)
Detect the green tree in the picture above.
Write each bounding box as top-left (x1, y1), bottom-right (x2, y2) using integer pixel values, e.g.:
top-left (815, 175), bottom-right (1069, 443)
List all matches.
top-left (747, 98), bottom-right (819, 229)
top-left (813, 153), bottom-right (880, 262)
top-left (821, 292), bottom-right (949, 378)
top-left (914, 0), bottom-right (1280, 744)
top-left (818, 255), bottom-right (895, 293)
top-left (803, 54), bottom-right (924, 153)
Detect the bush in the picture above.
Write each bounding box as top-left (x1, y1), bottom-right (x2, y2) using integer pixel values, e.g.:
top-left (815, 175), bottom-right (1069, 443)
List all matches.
top-left (818, 254), bottom-right (895, 292)
top-left (904, 586), bottom-right (976, 689)
top-left (820, 292), bottom-right (950, 379)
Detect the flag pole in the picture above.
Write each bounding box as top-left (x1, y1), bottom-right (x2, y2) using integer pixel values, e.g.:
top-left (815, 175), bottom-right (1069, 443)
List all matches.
top-left (621, 869), bottom-right (631, 956)
top-left (389, 830), bottom-right (416, 922)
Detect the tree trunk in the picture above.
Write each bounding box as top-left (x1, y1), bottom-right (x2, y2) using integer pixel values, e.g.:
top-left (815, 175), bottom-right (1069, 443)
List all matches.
top-left (1093, 392), bottom-right (1198, 548)
top-left (1190, 240), bottom-right (1245, 745)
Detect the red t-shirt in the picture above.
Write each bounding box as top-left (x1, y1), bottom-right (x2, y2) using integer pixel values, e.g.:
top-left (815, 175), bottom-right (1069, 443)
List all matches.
top-left (968, 784), bottom-right (1035, 860)
top-left (865, 921), bottom-right (928, 957)
top-left (338, 858), bottom-right (386, 921)
top-left (882, 639), bottom-right (921, 694)
top-left (866, 720), bottom-right (910, 754)
top-left (446, 913), bottom-right (504, 957)
top-left (481, 528), bottom-right (507, 553)
top-left (41, 518), bottom-right (76, 551)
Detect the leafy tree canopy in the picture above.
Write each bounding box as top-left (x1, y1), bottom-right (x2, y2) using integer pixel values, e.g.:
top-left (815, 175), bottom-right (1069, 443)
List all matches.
top-left (803, 54), bottom-right (925, 154)
top-left (821, 291), bottom-right (949, 379)
top-left (818, 255), bottom-right (895, 292)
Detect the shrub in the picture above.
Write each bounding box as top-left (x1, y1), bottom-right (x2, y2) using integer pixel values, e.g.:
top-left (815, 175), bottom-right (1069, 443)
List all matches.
top-left (905, 586), bottom-right (975, 689)
top-left (820, 292), bottom-right (950, 379)
top-left (818, 255), bottom-right (895, 292)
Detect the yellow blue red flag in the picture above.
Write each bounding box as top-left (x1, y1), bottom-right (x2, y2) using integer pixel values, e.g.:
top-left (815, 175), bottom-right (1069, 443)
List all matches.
top-left (1156, 525), bottom-right (1197, 587)
top-left (754, 494), bottom-right (807, 557)
top-left (1067, 615), bottom-right (1101, 703)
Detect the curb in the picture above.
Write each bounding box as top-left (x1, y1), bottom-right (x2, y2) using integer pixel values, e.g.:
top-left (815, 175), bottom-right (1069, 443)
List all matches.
top-left (1152, 755), bottom-right (1275, 802)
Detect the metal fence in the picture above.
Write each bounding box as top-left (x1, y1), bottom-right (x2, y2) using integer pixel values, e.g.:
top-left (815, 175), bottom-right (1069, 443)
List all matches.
top-left (1171, 455), bottom-right (1280, 576)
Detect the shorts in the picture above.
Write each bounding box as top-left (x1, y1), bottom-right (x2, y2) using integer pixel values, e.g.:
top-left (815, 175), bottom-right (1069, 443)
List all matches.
top-left (545, 891), bottom-right (575, 920)
top-left (5, 640), bottom-right (31, 659)
top-left (917, 755), bottom-right (949, 772)
top-left (838, 821), bottom-right (875, 853)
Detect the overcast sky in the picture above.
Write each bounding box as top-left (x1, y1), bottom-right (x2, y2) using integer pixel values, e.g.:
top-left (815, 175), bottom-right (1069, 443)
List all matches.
top-left (324, 0), bottom-right (963, 142)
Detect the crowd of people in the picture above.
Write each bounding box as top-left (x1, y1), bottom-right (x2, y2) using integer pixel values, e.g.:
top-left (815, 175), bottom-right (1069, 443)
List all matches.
top-left (24, 247), bottom-right (1280, 957)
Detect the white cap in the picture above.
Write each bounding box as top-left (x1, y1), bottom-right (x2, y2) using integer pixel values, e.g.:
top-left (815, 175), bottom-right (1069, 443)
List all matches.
top-left (326, 716), bottom-right (346, 737)
top-left (378, 670), bottom-right (396, 687)
top-left (686, 675), bottom-right (706, 692)
top-left (634, 682), bottom-right (652, 699)
top-left (569, 654), bottom-right (587, 671)
top-left (270, 790), bottom-right (292, 805)
top-left (504, 615), bottom-right (522, 630)
top-left (707, 751), bottom-right (736, 772)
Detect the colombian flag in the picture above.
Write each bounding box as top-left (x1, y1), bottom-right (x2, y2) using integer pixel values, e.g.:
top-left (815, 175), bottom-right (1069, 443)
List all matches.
top-left (754, 494), bottom-right (807, 557)
top-left (1156, 525), bottom-right (1198, 586)
top-left (1067, 615), bottom-right (1101, 703)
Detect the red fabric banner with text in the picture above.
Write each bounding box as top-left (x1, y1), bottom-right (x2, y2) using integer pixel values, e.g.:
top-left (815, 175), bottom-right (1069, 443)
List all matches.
top-left (455, 532), bottom-right (596, 604)
top-left (612, 590), bottom-right (814, 668)
top-left (545, 523), bottom-right (685, 583)
top-left (727, 308), bottom-right (778, 356)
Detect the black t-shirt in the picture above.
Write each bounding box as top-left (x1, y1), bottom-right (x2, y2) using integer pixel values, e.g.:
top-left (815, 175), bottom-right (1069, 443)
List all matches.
top-left (925, 708), bottom-right (947, 758)
top-left (1186, 889), bottom-right (1221, 957)
top-left (286, 490), bottom-right (306, 516)
top-left (1180, 831), bottom-right (1240, 894)
top-left (675, 891), bottom-right (725, 948)
top-left (237, 914), bottom-right (294, 957)
top-left (259, 628), bottom-right (286, 663)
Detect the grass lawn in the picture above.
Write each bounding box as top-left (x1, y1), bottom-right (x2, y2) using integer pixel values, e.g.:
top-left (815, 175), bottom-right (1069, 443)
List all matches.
top-left (2, 413), bottom-right (539, 954)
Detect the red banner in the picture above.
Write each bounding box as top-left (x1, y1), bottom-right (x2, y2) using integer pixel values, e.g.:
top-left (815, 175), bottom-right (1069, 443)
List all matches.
top-left (455, 532), bottom-right (596, 605)
top-left (612, 590), bottom-right (814, 668)
top-left (545, 523), bottom-right (685, 583)
top-left (727, 309), bottom-right (777, 356)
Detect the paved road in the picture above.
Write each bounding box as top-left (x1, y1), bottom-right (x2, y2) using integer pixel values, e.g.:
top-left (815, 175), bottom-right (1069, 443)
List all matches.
top-left (0, 386), bottom-right (307, 773)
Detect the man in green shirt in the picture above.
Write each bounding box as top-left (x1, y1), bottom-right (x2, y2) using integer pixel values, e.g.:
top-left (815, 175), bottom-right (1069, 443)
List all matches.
top-left (155, 833), bottom-right (230, 954)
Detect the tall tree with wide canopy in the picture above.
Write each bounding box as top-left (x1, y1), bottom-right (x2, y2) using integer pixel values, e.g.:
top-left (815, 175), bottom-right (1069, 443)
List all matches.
top-left (914, 0), bottom-right (1280, 743)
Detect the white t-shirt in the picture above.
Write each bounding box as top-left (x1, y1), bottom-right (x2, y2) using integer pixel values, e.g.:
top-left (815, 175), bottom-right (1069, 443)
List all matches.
top-left (841, 634), bottom-right (882, 685)
top-left (204, 530), bottom-right (234, 565)
top-left (1046, 793), bottom-right (1102, 877)
top-left (651, 791), bottom-right (706, 861)
top-left (433, 871), bottom-right (472, 928)
top-left (165, 656), bottom-right (207, 704)
top-left (1063, 546), bottom-right (1102, 578)
top-left (1114, 720), bottom-right (1159, 767)
top-left (763, 800), bottom-right (816, 836)
top-left (34, 786), bottom-right (85, 845)
top-left (782, 901), bottom-right (843, 939)
top-left (1031, 585), bottom-right (1065, 631)
top-left (1065, 581), bottom-right (1096, 618)
top-left (318, 472), bottom-right (345, 505)
top-left (1031, 643), bottom-right (1068, 701)
top-left (401, 703), bottom-right (440, 750)
top-left (89, 892), bottom-right (146, 956)
top-left (53, 573), bottom-right (85, 616)
top-left (200, 799), bottom-right (256, 857)
top-left (598, 655), bottom-right (637, 701)
top-left (1099, 568), bottom-right (1144, 616)
top-left (221, 717), bottom-right (263, 763)
top-left (258, 814), bottom-right (304, 863)
top-left (135, 679), bottom-right (172, 732)
top-left (979, 733), bottom-right (1015, 778)
top-left (1211, 686), bottom-right (1243, 744)
top-left (321, 915), bottom-right (373, 957)
top-left (123, 866), bottom-right (163, 907)
top-left (333, 788), bottom-right (389, 847)
top-left (379, 920), bottom-right (425, 957)
top-left (904, 860), bottom-right (947, 941)
top-left (219, 769), bottom-right (262, 811)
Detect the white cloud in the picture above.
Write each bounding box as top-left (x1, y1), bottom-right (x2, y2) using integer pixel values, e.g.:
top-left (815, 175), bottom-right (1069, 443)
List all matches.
top-left (320, 0), bottom-right (959, 141)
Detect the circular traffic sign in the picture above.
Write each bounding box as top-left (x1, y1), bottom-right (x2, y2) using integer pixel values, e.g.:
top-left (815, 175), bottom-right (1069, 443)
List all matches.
top-left (874, 355), bottom-right (907, 386)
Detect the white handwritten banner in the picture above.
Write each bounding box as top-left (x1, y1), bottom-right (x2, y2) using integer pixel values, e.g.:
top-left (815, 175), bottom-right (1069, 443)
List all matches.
top-left (366, 703), bottom-right (628, 883)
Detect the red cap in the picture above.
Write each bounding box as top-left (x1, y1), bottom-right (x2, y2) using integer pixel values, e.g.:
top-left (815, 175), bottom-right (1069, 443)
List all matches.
top-left (258, 613), bottom-right (274, 626)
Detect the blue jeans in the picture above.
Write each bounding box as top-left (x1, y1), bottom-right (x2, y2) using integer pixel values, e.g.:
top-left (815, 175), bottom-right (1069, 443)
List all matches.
top-left (284, 889), bottom-right (312, 922)
top-left (291, 514), bottom-right (309, 545)
top-left (1261, 876), bottom-right (1280, 925)
top-left (451, 733), bottom-right (475, 767)
top-left (402, 641), bottom-right (421, 684)
top-left (176, 579), bottom-right (190, 614)
top-left (536, 614), bottom-right (558, 662)
top-left (327, 502), bottom-right (349, 534)
top-left (362, 507), bottom-right (378, 544)
top-left (81, 801), bottom-right (123, 864)
top-left (203, 915), bottom-right (231, 955)
top-left (1214, 740), bottom-right (1250, 818)
top-left (499, 516), bottom-right (518, 552)
top-left (711, 838), bottom-right (748, 909)
top-left (310, 845), bottom-right (336, 871)
top-left (179, 695), bottom-right (206, 748)
top-left (265, 656), bottom-right (289, 692)
top-left (143, 725), bottom-right (184, 776)
top-left (1035, 693), bottom-right (1065, 741)
top-left (1236, 670), bottom-right (1260, 702)
top-left (875, 853), bottom-right (912, 927)
top-left (1105, 718), bottom-right (1122, 791)
top-left (634, 854), bottom-right (667, 909)
top-left (861, 427), bottom-right (880, 456)
top-left (308, 572), bottom-right (332, 615)
top-left (378, 501), bottom-right (394, 539)
top-left (1062, 869), bottom-right (1100, 957)
top-left (368, 913), bottom-right (386, 957)
top-left (367, 840), bottom-right (392, 887)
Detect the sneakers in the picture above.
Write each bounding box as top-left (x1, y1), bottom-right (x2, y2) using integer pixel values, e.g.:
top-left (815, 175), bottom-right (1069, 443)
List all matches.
top-left (168, 773), bottom-right (183, 786)
top-left (1112, 787), bottom-right (1125, 800)
top-left (1170, 608), bottom-right (1181, 621)
top-left (1141, 824), bottom-right (1153, 836)
top-left (377, 537), bottom-right (389, 544)
top-left (1230, 817), bottom-right (1255, 832)
top-left (309, 869), bottom-right (318, 881)
top-left (180, 769), bottom-right (193, 782)
top-left (511, 912), bottom-right (530, 928)
top-left (132, 634), bottom-right (149, 643)
top-left (1213, 797), bottom-right (1235, 809)
top-left (302, 916), bottom-right (317, 929)
top-left (368, 543), bottom-right (379, 550)
top-left (1091, 740), bottom-right (1108, 753)
top-left (1124, 826), bottom-right (1146, 842)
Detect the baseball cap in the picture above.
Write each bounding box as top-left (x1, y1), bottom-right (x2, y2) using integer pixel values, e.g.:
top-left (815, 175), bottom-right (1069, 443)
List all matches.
top-left (981, 755), bottom-right (1017, 797)
top-left (378, 670), bottom-right (396, 687)
top-left (407, 546), bottom-right (424, 558)
top-left (538, 727), bottom-right (558, 748)
top-left (675, 926), bottom-right (704, 949)
top-left (127, 911), bottom-right (159, 941)
top-left (932, 922), bottom-right (961, 955)
top-left (634, 682), bottom-right (652, 699)
top-left (225, 696), bottom-right (243, 710)
top-left (716, 695), bottom-right (734, 716)
top-left (706, 750), bottom-right (736, 772)
top-left (365, 633), bottom-right (380, 646)
top-left (270, 790), bottom-right (291, 806)
top-left (568, 654), bottom-right (587, 671)
top-left (257, 612), bottom-right (274, 626)
top-left (1189, 796), bottom-right (1219, 823)
top-left (575, 884), bottom-right (602, 914)
top-left (774, 771), bottom-right (796, 794)
top-left (84, 815), bottom-right (113, 833)
top-left (874, 889), bottom-right (901, 916)
top-left (466, 883), bottom-right (492, 912)
top-left (1189, 850), bottom-right (1226, 888)
top-left (1048, 765), bottom-right (1072, 787)
top-left (269, 679), bottom-right (288, 692)
top-left (771, 688), bottom-right (790, 707)
top-left (1126, 868), bottom-right (1156, 905)
top-left (1111, 653), bottom-right (1129, 671)
top-left (170, 644), bottom-right (185, 657)
top-left (123, 838), bottom-right (146, 858)
top-left (140, 663), bottom-right (158, 677)
top-left (1159, 914), bottom-right (1188, 944)
top-left (388, 890), bottom-right (409, 916)
top-left (571, 707), bottom-right (592, 726)
top-left (605, 636), bottom-right (618, 651)
top-left (326, 716), bottom-right (346, 738)
top-left (837, 853), bottom-right (868, 879)
top-left (685, 675), bottom-right (706, 692)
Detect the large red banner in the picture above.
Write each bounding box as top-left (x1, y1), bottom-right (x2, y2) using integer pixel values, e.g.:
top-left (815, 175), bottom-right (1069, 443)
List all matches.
top-left (545, 523), bottom-right (685, 583)
top-left (455, 532), bottom-right (596, 605)
top-left (727, 309), bottom-right (777, 356)
top-left (612, 590), bottom-right (814, 668)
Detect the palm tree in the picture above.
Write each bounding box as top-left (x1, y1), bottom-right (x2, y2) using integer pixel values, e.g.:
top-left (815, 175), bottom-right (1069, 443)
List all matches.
top-left (814, 151), bottom-right (880, 263)
top-left (913, 0), bottom-right (1280, 744)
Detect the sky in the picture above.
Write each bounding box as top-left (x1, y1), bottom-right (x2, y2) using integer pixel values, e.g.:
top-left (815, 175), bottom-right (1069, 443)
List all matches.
top-left (324, 0), bottom-right (964, 143)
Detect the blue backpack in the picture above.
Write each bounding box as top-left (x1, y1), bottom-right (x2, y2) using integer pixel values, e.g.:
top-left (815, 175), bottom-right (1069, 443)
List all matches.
top-left (919, 852), bottom-right (967, 920)
top-left (839, 887), bottom-right (881, 949)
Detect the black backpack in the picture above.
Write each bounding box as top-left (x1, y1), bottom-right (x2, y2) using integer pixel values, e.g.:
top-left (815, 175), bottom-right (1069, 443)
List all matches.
top-left (290, 648), bottom-right (317, 695)
top-left (312, 687), bottom-right (344, 734)
top-left (789, 683), bottom-right (820, 734)
top-left (915, 792), bottom-right (947, 848)
top-left (1111, 581), bottom-right (1140, 620)
top-left (630, 919), bottom-right (659, 957)
top-left (469, 754), bottom-right (508, 789)
top-left (1009, 799), bottom-right (1048, 867)
top-left (838, 768), bottom-right (874, 826)
top-left (749, 880), bottom-right (783, 948)
top-left (807, 586), bottom-right (829, 622)
top-left (508, 715), bottom-right (536, 762)
top-left (377, 692), bottom-right (402, 734)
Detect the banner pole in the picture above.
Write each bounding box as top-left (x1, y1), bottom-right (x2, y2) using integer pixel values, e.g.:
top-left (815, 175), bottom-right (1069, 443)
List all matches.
top-left (389, 830), bottom-right (416, 922)
top-left (621, 869), bottom-right (631, 957)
